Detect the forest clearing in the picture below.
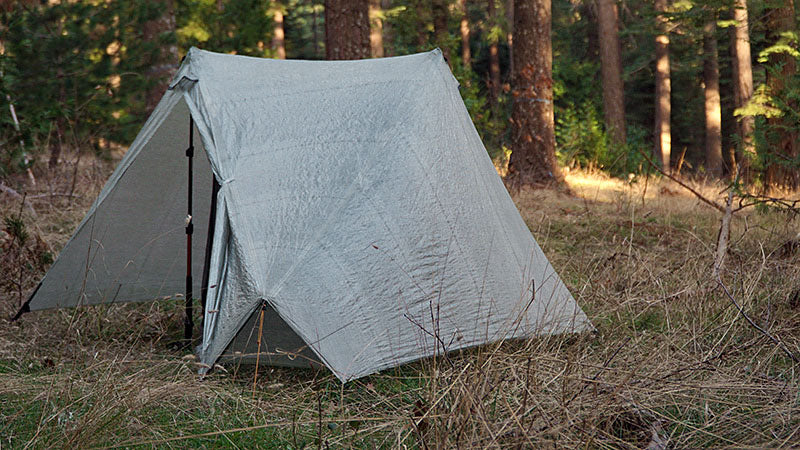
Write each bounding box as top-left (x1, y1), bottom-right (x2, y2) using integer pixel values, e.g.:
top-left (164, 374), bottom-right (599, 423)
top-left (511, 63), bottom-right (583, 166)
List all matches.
top-left (3, 0), bottom-right (800, 447)
top-left (2, 160), bottom-right (799, 448)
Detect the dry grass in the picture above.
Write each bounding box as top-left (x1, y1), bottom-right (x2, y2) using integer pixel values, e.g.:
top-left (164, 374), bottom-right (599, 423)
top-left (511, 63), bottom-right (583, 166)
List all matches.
top-left (2, 161), bottom-right (800, 448)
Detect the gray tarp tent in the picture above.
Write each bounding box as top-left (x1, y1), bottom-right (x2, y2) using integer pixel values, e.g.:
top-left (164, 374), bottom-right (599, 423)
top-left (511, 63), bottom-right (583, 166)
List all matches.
top-left (14, 48), bottom-right (591, 382)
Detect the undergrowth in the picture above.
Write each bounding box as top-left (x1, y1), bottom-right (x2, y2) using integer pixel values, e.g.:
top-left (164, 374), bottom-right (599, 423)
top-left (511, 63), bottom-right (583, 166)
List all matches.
top-left (1, 163), bottom-right (799, 448)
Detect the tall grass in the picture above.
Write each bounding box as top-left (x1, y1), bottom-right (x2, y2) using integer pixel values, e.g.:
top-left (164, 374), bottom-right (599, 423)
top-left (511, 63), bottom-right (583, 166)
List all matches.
top-left (1, 165), bottom-right (799, 448)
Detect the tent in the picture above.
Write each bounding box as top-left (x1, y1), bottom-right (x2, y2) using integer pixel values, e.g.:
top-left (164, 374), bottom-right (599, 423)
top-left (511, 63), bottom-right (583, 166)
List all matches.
top-left (14, 48), bottom-right (592, 382)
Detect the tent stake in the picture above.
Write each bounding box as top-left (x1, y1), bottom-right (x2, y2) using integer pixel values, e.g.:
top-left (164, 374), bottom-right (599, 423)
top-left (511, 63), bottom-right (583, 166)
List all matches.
top-left (184, 116), bottom-right (195, 344)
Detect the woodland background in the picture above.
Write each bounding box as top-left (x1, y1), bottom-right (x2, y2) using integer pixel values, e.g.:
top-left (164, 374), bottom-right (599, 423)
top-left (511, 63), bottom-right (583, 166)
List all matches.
top-left (1, 0), bottom-right (799, 190)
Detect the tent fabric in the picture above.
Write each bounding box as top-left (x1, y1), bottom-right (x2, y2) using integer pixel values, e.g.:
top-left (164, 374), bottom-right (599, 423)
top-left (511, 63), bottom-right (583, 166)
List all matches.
top-left (24, 96), bottom-right (213, 309)
top-left (22, 48), bottom-right (592, 382)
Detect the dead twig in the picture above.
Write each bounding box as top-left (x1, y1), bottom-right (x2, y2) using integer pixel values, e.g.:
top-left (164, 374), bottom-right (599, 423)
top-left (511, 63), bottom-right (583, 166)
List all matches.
top-left (713, 185), bottom-right (734, 276)
top-left (0, 184), bottom-right (39, 219)
top-left (717, 275), bottom-right (799, 363)
top-left (636, 147), bottom-right (726, 212)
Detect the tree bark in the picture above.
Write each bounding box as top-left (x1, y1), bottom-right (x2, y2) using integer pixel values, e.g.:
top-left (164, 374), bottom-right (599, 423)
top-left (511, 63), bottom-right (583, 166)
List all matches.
top-left (596, 0), bottom-right (626, 148)
top-left (506, 0), bottom-right (562, 188)
top-left (764, 0), bottom-right (799, 190)
top-left (369, 0), bottom-right (384, 57)
top-left (325, 0), bottom-right (371, 60)
top-left (459, 0), bottom-right (471, 67)
top-left (730, 0), bottom-right (755, 179)
top-left (142, 0), bottom-right (178, 114)
top-left (488, 0), bottom-right (501, 104)
top-left (654, 0), bottom-right (671, 172)
top-left (704, 19), bottom-right (722, 177)
top-left (273, 7), bottom-right (286, 59)
top-left (506, 0), bottom-right (513, 76)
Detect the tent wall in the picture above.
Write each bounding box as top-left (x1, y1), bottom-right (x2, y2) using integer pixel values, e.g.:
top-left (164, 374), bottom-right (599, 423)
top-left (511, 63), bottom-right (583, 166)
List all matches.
top-left (181, 48), bottom-right (592, 381)
top-left (25, 96), bottom-right (214, 311)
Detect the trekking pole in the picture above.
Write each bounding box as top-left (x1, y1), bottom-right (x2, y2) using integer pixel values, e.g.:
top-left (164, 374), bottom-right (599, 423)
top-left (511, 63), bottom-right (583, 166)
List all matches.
top-left (184, 116), bottom-right (195, 344)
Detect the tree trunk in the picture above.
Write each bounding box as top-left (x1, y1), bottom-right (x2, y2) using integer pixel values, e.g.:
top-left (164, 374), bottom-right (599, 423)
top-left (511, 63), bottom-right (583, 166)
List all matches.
top-left (273, 7), bottom-right (286, 59)
top-left (325, 0), bottom-right (371, 60)
top-left (506, 0), bottom-right (562, 188)
top-left (369, 0), bottom-right (384, 57)
top-left (704, 19), bottom-right (722, 177)
top-left (432, 0), bottom-right (449, 60)
top-left (764, 0), bottom-right (799, 190)
top-left (584, 1), bottom-right (599, 62)
top-left (142, 0), bottom-right (178, 114)
top-left (730, 0), bottom-right (755, 179)
top-left (596, 0), bottom-right (626, 148)
top-left (459, 0), bottom-right (471, 67)
top-left (654, 0), bottom-right (671, 171)
top-left (488, 0), bottom-right (501, 104)
top-left (506, 0), bottom-right (513, 77)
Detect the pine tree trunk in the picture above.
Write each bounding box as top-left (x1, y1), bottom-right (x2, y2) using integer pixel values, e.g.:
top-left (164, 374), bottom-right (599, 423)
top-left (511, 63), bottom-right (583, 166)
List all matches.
top-left (584, 1), bottom-right (599, 61)
top-left (654, 0), bottom-right (671, 172)
top-left (704, 19), bottom-right (722, 177)
top-left (142, 0), bottom-right (178, 114)
top-left (730, 0), bottom-right (755, 179)
top-left (764, 0), bottom-right (799, 190)
top-left (273, 7), bottom-right (286, 59)
top-left (369, 0), bottom-right (384, 57)
top-left (488, 0), bottom-right (501, 104)
top-left (596, 0), bottom-right (626, 148)
top-left (325, 0), bottom-right (371, 60)
top-left (506, 0), bottom-right (562, 188)
top-left (506, 0), bottom-right (513, 76)
top-left (459, 0), bottom-right (471, 67)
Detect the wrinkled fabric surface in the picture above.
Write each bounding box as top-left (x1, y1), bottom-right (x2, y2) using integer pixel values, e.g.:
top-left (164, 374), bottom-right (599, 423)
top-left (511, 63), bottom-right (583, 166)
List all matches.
top-left (26, 48), bottom-right (592, 382)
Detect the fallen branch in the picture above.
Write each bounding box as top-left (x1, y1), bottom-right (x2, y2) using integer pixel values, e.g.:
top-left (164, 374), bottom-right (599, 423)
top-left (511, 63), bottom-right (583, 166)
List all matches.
top-left (0, 183), bottom-right (22, 199)
top-left (0, 184), bottom-right (39, 219)
top-left (717, 275), bottom-right (799, 363)
top-left (733, 192), bottom-right (800, 215)
top-left (27, 192), bottom-right (80, 199)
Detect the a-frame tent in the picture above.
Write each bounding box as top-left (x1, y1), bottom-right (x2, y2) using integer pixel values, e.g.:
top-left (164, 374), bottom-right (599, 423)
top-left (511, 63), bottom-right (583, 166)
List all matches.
top-left (14, 48), bottom-right (592, 382)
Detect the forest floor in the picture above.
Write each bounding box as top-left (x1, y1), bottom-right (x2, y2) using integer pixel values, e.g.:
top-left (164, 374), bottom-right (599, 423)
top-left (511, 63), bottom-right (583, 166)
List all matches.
top-left (1, 157), bottom-right (800, 448)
